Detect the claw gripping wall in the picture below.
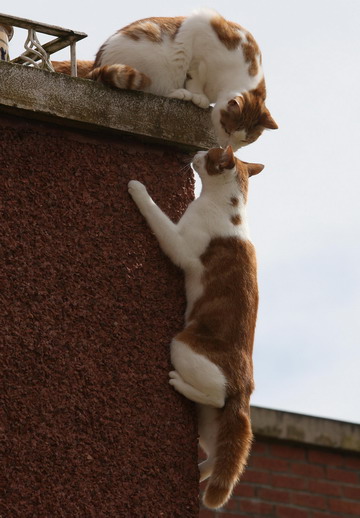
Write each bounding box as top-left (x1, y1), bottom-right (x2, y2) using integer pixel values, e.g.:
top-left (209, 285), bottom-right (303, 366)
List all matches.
top-left (1, 113), bottom-right (199, 517)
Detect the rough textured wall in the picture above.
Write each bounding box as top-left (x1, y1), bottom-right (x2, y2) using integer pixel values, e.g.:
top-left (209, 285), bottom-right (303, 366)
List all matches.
top-left (1, 114), bottom-right (198, 517)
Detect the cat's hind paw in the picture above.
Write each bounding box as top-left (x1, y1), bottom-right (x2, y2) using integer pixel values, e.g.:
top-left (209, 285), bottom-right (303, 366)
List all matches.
top-left (169, 370), bottom-right (182, 381)
top-left (169, 370), bottom-right (184, 389)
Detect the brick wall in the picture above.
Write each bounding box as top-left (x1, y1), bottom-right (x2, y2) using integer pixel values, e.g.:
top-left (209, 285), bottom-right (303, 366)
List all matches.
top-left (200, 436), bottom-right (360, 518)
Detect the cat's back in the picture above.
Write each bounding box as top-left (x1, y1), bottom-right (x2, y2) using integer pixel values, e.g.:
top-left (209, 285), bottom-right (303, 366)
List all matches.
top-left (182, 234), bottom-right (258, 382)
top-left (94, 16), bottom-right (189, 95)
top-left (181, 9), bottom-right (263, 96)
top-left (95, 16), bottom-right (185, 67)
top-left (197, 235), bottom-right (258, 327)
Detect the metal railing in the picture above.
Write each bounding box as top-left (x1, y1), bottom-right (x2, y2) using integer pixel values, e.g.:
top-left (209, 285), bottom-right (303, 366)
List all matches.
top-left (0, 13), bottom-right (87, 76)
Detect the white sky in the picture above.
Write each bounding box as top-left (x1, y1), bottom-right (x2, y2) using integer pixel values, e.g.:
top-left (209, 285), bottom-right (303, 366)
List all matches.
top-left (6, 1), bottom-right (360, 424)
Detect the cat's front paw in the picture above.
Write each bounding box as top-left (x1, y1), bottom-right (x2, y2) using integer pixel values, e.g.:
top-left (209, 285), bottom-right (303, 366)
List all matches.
top-left (128, 180), bottom-right (146, 193)
top-left (168, 89), bottom-right (210, 109)
top-left (191, 94), bottom-right (210, 109)
top-left (128, 180), bottom-right (147, 200)
top-left (128, 180), bottom-right (150, 209)
top-left (168, 89), bottom-right (193, 102)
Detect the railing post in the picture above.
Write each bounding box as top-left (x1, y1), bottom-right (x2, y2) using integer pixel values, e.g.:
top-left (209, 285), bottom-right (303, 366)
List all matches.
top-left (70, 40), bottom-right (77, 77)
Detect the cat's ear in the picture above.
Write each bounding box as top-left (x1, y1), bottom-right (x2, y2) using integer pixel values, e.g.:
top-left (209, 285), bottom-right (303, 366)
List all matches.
top-left (259, 108), bottom-right (278, 130)
top-left (220, 145), bottom-right (236, 170)
top-left (227, 97), bottom-right (243, 115)
top-left (247, 163), bottom-right (264, 177)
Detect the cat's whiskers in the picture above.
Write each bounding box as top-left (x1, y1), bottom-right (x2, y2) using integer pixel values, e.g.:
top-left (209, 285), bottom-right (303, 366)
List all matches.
top-left (177, 159), bottom-right (193, 175)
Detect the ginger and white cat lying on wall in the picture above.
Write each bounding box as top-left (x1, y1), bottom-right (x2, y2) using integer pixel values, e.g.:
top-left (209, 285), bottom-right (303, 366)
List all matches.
top-left (128, 146), bottom-right (261, 509)
top-left (53, 9), bottom-right (277, 150)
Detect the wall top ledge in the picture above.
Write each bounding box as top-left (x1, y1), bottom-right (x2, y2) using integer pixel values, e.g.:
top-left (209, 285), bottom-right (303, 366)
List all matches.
top-left (0, 61), bottom-right (216, 151)
top-left (251, 406), bottom-right (360, 453)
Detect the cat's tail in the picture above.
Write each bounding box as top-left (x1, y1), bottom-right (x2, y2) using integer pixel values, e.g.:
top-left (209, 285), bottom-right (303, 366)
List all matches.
top-left (52, 60), bottom-right (94, 77)
top-left (202, 397), bottom-right (253, 510)
top-left (87, 64), bottom-right (151, 90)
top-left (51, 61), bottom-right (151, 91)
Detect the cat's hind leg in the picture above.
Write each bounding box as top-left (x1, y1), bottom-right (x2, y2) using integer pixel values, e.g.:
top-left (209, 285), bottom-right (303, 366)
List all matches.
top-left (169, 370), bottom-right (223, 407)
top-left (170, 339), bottom-right (226, 408)
top-left (198, 404), bottom-right (220, 481)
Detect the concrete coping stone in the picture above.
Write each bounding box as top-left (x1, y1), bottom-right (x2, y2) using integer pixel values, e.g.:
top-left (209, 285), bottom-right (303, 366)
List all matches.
top-left (0, 61), bottom-right (216, 151)
top-left (251, 405), bottom-right (360, 453)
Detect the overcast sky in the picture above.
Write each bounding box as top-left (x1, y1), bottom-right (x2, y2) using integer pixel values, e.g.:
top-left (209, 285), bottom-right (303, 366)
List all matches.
top-left (6, 1), bottom-right (360, 424)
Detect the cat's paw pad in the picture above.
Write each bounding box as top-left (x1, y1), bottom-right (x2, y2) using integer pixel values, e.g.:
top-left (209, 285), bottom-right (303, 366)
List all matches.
top-left (128, 180), bottom-right (146, 197)
top-left (168, 89), bottom-right (193, 102)
top-left (191, 94), bottom-right (210, 109)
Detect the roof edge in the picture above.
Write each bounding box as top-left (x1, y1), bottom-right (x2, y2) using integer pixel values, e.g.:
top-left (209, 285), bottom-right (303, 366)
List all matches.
top-left (0, 61), bottom-right (216, 151)
top-left (251, 405), bottom-right (360, 453)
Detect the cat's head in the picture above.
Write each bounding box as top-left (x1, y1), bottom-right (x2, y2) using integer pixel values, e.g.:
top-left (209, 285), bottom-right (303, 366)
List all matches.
top-left (193, 146), bottom-right (264, 198)
top-left (212, 91), bottom-right (278, 150)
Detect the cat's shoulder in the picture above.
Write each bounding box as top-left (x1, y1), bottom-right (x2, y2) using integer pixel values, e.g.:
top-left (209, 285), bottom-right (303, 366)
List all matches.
top-left (185, 9), bottom-right (249, 50)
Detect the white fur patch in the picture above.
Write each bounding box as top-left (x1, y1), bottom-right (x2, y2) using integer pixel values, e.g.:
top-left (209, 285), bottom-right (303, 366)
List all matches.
top-left (170, 339), bottom-right (227, 408)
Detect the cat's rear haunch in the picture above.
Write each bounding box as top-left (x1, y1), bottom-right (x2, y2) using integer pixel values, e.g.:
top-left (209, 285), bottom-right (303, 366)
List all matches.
top-left (52, 9), bottom-right (277, 150)
top-left (128, 146), bottom-right (261, 509)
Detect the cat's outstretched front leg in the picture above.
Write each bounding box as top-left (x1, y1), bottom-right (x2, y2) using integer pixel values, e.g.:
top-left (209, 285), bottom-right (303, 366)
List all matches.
top-left (128, 180), bottom-right (190, 268)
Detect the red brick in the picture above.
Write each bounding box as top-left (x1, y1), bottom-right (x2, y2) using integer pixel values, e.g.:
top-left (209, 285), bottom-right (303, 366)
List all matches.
top-left (242, 468), bottom-right (271, 485)
top-left (308, 479), bottom-right (342, 496)
top-left (292, 492), bottom-right (327, 510)
top-left (251, 440), bottom-right (269, 455)
top-left (251, 456), bottom-right (289, 472)
top-left (327, 466), bottom-right (359, 484)
top-left (239, 499), bottom-right (274, 515)
top-left (202, 513), bottom-right (238, 518)
top-left (270, 443), bottom-right (306, 460)
top-left (342, 485), bottom-right (360, 499)
top-left (312, 513), bottom-right (339, 518)
top-left (308, 449), bottom-right (344, 467)
top-left (276, 505), bottom-right (310, 518)
top-left (272, 474), bottom-right (308, 491)
top-left (221, 497), bottom-right (239, 511)
top-left (329, 498), bottom-right (360, 516)
top-left (199, 510), bottom-right (217, 518)
top-left (291, 462), bottom-right (325, 478)
top-left (233, 483), bottom-right (256, 497)
top-left (258, 488), bottom-right (291, 504)
top-left (345, 455), bottom-right (360, 470)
